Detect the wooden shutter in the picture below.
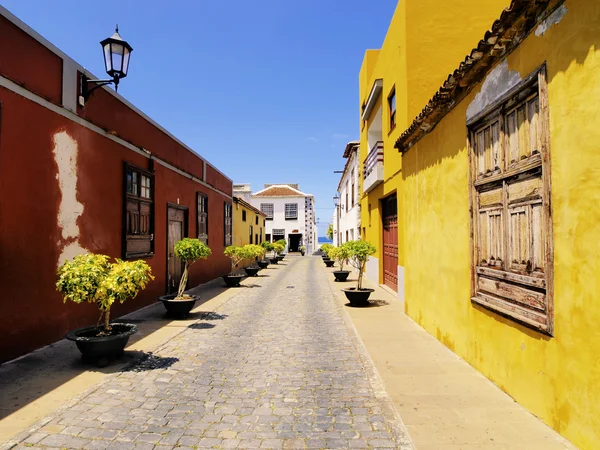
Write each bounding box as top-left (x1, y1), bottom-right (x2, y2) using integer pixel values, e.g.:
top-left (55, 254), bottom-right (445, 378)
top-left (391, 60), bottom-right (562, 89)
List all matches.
top-left (469, 65), bottom-right (553, 334)
top-left (197, 192), bottom-right (208, 244)
top-left (123, 163), bottom-right (154, 259)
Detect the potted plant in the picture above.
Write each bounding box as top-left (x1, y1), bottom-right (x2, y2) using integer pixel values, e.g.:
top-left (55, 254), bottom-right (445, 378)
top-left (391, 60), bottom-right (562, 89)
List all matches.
top-left (275, 239), bottom-right (287, 261)
top-left (263, 242), bottom-right (278, 264)
top-left (273, 242), bottom-right (285, 263)
top-left (258, 242), bottom-right (271, 268)
top-left (57, 253), bottom-right (154, 366)
top-left (330, 243), bottom-right (351, 282)
top-left (159, 238), bottom-right (211, 318)
top-left (320, 243), bottom-right (333, 260)
top-left (243, 244), bottom-right (261, 277)
top-left (223, 245), bottom-right (249, 286)
top-left (299, 246), bottom-right (306, 256)
top-left (342, 240), bottom-right (377, 306)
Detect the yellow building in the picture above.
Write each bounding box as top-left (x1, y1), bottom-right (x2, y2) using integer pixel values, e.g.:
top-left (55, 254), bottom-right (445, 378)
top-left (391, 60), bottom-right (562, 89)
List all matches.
top-left (359, 0), bottom-right (600, 447)
top-left (232, 196), bottom-right (266, 248)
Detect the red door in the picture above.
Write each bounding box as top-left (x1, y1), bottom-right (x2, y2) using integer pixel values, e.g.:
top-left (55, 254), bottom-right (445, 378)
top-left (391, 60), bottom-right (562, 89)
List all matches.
top-left (382, 194), bottom-right (398, 291)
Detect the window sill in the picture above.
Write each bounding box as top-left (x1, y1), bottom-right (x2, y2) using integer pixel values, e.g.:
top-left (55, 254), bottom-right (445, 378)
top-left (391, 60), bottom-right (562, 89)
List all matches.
top-left (285, 218), bottom-right (298, 221)
top-left (124, 252), bottom-right (154, 260)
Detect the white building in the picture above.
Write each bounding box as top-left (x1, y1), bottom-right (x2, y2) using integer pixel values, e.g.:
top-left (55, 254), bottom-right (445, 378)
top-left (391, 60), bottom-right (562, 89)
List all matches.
top-left (333, 141), bottom-right (361, 246)
top-left (233, 184), bottom-right (318, 254)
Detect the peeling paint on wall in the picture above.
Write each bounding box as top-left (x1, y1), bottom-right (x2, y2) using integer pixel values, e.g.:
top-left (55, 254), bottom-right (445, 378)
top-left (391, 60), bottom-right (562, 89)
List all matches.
top-left (52, 130), bottom-right (88, 267)
top-left (535, 5), bottom-right (568, 37)
top-left (466, 59), bottom-right (522, 121)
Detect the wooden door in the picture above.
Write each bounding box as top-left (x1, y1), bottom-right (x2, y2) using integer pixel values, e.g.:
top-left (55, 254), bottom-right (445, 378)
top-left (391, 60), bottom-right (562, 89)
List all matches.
top-left (382, 194), bottom-right (398, 291)
top-left (167, 205), bottom-right (187, 294)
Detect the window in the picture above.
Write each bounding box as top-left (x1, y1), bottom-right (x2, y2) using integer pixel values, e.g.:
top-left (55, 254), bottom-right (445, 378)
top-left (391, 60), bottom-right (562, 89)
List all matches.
top-left (273, 228), bottom-right (285, 237)
top-left (124, 163), bottom-right (154, 259)
top-left (351, 170), bottom-right (355, 206)
top-left (242, 209), bottom-right (247, 222)
top-left (224, 202), bottom-right (232, 246)
top-left (261, 203), bottom-right (274, 220)
top-left (285, 203), bottom-right (298, 220)
top-left (468, 66), bottom-right (553, 334)
top-left (260, 228), bottom-right (263, 243)
top-left (255, 216), bottom-right (258, 225)
top-left (388, 87), bottom-right (396, 131)
top-left (345, 230), bottom-right (349, 243)
top-left (345, 182), bottom-right (349, 212)
top-left (266, 233), bottom-right (271, 242)
top-left (197, 192), bottom-right (208, 245)
top-left (249, 225), bottom-right (253, 244)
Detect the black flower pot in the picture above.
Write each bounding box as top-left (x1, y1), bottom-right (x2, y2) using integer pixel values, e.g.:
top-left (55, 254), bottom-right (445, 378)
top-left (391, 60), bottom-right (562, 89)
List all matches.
top-left (333, 271), bottom-right (350, 282)
top-left (244, 266), bottom-right (260, 277)
top-left (257, 260), bottom-right (269, 269)
top-left (223, 274), bottom-right (245, 287)
top-left (342, 288), bottom-right (375, 306)
top-left (324, 260), bottom-right (335, 267)
top-left (66, 323), bottom-right (138, 367)
top-left (276, 255), bottom-right (285, 262)
top-left (301, 251), bottom-right (305, 256)
top-left (159, 294), bottom-right (199, 318)
top-left (269, 257), bottom-right (279, 264)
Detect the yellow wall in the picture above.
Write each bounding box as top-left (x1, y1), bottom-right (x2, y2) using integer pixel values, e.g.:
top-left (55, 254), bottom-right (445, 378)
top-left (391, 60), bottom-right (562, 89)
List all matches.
top-left (359, 0), bottom-right (507, 282)
top-left (402, 1), bottom-right (600, 447)
top-left (233, 200), bottom-right (266, 248)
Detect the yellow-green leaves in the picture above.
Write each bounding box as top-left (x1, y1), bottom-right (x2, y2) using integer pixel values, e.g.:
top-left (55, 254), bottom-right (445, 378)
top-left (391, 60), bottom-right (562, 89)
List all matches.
top-left (56, 253), bottom-right (154, 312)
top-left (174, 238), bottom-right (212, 264)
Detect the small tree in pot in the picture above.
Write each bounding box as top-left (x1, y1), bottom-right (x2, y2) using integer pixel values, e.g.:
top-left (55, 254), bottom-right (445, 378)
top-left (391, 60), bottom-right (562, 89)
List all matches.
top-left (342, 240), bottom-right (377, 305)
top-left (329, 243), bottom-right (351, 281)
top-left (262, 242), bottom-right (278, 264)
top-left (159, 238), bottom-right (211, 317)
top-left (243, 244), bottom-right (262, 276)
top-left (275, 239), bottom-right (287, 260)
top-left (223, 245), bottom-right (250, 286)
top-left (273, 242), bottom-right (285, 262)
top-left (57, 253), bottom-right (154, 365)
top-left (320, 243), bottom-right (333, 260)
top-left (299, 246), bottom-right (306, 256)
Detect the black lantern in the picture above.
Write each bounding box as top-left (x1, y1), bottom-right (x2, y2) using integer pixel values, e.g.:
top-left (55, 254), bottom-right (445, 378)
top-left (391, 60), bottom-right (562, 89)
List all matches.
top-left (80, 25), bottom-right (133, 104)
top-left (100, 26), bottom-right (133, 83)
top-left (333, 195), bottom-right (340, 207)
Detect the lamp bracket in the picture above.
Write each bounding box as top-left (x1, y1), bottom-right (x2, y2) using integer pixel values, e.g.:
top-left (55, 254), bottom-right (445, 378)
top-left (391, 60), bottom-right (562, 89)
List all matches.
top-left (79, 74), bottom-right (119, 105)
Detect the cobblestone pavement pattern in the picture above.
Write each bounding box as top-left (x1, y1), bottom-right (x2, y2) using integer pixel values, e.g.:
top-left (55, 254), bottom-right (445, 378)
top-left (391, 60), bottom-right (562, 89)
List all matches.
top-left (6, 257), bottom-right (408, 449)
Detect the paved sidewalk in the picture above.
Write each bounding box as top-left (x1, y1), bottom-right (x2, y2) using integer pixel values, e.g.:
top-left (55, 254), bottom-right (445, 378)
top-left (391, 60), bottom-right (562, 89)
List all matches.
top-left (1, 256), bottom-right (411, 450)
top-left (321, 264), bottom-right (577, 450)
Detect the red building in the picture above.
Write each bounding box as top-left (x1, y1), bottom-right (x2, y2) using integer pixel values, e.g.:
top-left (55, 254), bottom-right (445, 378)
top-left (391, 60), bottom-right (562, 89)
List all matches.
top-left (0, 8), bottom-right (233, 363)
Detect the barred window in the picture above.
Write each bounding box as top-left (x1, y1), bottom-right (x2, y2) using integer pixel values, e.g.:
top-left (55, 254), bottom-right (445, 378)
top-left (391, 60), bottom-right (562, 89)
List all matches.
top-left (285, 203), bottom-right (298, 220)
top-left (261, 203), bottom-right (274, 220)
top-left (272, 229), bottom-right (285, 236)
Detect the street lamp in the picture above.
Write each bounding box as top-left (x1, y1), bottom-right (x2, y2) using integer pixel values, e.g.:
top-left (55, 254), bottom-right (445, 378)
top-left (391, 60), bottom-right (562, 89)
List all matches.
top-left (80, 26), bottom-right (133, 104)
top-left (333, 194), bottom-right (341, 246)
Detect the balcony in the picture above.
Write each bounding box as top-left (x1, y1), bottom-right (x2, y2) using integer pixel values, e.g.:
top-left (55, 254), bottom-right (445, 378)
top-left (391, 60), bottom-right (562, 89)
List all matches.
top-left (363, 141), bottom-right (384, 193)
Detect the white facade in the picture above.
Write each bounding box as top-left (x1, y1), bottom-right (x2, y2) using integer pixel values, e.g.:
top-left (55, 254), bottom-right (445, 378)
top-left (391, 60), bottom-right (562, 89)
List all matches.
top-left (234, 184), bottom-right (318, 254)
top-left (333, 142), bottom-right (361, 246)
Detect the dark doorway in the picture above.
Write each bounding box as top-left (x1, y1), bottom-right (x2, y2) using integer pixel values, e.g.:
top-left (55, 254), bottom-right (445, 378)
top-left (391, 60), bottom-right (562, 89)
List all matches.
top-left (288, 233), bottom-right (302, 252)
top-left (167, 204), bottom-right (188, 295)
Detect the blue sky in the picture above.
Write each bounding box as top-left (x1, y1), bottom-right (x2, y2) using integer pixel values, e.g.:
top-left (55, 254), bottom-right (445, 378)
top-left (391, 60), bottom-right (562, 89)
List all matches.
top-left (3, 0), bottom-right (397, 236)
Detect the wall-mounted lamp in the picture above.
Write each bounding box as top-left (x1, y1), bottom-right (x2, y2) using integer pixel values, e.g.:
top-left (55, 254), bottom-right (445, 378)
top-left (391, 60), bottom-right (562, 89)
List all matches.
top-left (80, 26), bottom-right (133, 105)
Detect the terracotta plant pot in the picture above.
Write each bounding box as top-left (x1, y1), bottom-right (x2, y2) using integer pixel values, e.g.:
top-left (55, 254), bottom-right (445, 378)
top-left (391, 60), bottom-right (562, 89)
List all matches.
top-left (333, 271), bottom-right (350, 282)
top-left (66, 323), bottom-right (138, 367)
top-left (342, 288), bottom-right (375, 306)
top-left (159, 294), bottom-right (199, 318)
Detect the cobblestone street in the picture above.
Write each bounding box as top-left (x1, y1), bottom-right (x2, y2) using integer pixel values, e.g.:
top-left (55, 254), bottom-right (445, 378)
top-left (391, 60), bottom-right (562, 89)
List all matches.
top-left (7, 257), bottom-right (409, 450)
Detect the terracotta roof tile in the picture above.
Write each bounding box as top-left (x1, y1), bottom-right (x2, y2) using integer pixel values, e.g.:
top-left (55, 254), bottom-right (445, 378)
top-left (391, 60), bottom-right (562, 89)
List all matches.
top-left (395, 0), bottom-right (556, 153)
top-left (253, 186), bottom-right (306, 197)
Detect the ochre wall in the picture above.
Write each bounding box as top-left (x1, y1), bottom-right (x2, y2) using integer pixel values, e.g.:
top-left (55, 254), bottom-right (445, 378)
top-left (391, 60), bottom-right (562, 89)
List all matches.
top-left (402, 1), bottom-right (600, 447)
top-left (358, 0), bottom-right (507, 281)
top-left (232, 201), bottom-right (266, 270)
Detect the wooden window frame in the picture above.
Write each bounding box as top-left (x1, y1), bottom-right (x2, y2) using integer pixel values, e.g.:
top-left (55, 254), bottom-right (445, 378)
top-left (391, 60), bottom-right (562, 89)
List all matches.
top-left (123, 162), bottom-right (154, 259)
top-left (468, 64), bottom-right (554, 335)
top-left (249, 225), bottom-right (253, 244)
top-left (224, 202), bottom-right (232, 246)
top-left (242, 209), bottom-right (247, 222)
top-left (388, 87), bottom-right (396, 132)
top-left (197, 192), bottom-right (208, 245)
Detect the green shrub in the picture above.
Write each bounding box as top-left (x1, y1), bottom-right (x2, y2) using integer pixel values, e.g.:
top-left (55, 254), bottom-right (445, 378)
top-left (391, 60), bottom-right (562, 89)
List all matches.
top-left (57, 253), bottom-right (154, 332)
top-left (329, 243), bottom-right (351, 271)
top-left (346, 240), bottom-right (376, 289)
top-left (174, 238), bottom-right (211, 299)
